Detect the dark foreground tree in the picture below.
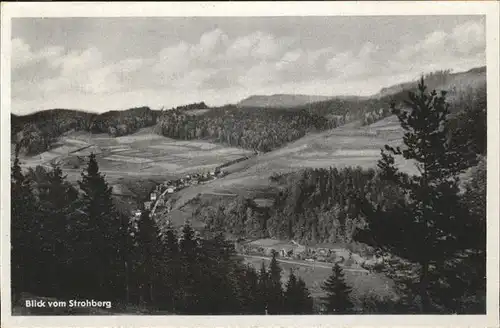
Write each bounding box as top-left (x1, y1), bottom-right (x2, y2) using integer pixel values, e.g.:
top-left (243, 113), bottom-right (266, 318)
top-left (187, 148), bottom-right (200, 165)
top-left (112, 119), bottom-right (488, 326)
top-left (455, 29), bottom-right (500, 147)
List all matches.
top-left (11, 149), bottom-right (40, 297)
top-left (77, 153), bottom-right (127, 300)
top-left (284, 269), bottom-right (314, 314)
top-left (257, 261), bottom-right (270, 314)
top-left (36, 164), bottom-right (79, 297)
top-left (267, 251), bottom-right (284, 314)
top-left (356, 78), bottom-right (484, 313)
top-left (320, 263), bottom-right (354, 314)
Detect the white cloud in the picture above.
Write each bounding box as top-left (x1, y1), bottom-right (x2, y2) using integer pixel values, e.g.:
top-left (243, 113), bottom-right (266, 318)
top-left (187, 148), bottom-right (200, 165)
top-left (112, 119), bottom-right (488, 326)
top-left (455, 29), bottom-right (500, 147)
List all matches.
top-left (12, 38), bottom-right (64, 70)
top-left (40, 47), bottom-right (144, 95)
top-left (11, 20), bottom-right (487, 114)
top-left (450, 20), bottom-right (485, 54)
top-left (392, 20), bottom-right (486, 73)
top-left (226, 31), bottom-right (292, 61)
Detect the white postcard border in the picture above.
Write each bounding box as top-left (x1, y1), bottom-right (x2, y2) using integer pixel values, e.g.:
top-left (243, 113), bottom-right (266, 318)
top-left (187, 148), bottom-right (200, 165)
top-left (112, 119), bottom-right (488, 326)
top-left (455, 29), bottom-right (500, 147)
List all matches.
top-left (1, 2), bottom-right (499, 327)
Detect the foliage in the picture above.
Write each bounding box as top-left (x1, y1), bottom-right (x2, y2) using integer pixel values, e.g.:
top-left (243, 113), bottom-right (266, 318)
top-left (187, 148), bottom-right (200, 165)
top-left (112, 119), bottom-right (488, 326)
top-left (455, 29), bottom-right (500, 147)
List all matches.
top-left (355, 77), bottom-right (486, 313)
top-left (11, 155), bottom-right (315, 314)
top-left (11, 107), bottom-right (159, 155)
top-left (155, 106), bottom-right (334, 152)
top-left (320, 264), bottom-right (355, 313)
top-left (199, 167), bottom-right (404, 245)
top-left (284, 269), bottom-right (314, 314)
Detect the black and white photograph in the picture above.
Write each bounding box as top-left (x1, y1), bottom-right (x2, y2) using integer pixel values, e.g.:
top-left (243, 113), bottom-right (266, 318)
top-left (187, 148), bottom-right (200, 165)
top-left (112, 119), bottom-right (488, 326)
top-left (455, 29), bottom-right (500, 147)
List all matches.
top-left (1, 2), bottom-right (499, 327)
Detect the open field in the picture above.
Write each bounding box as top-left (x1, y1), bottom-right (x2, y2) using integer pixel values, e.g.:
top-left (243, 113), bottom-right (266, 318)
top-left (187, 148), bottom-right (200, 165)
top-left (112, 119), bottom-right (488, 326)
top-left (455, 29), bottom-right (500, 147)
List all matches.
top-left (18, 127), bottom-right (253, 186)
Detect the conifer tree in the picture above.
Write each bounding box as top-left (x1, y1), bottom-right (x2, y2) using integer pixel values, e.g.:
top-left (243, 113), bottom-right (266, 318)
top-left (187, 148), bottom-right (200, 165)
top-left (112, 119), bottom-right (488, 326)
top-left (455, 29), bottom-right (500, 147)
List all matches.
top-left (267, 250), bottom-right (284, 314)
top-left (240, 265), bottom-right (261, 314)
top-left (296, 277), bottom-right (314, 314)
top-left (284, 269), bottom-right (314, 314)
top-left (36, 163), bottom-right (78, 297)
top-left (11, 150), bottom-right (40, 296)
top-left (284, 269), bottom-right (299, 314)
top-left (257, 261), bottom-right (270, 314)
top-left (321, 263), bottom-right (354, 314)
top-left (77, 153), bottom-right (124, 300)
top-left (136, 209), bottom-right (161, 305)
top-left (161, 220), bottom-right (181, 311)
top-left (357, 78), bottom-right (478, 312)
top-left (178, 222), bottom-right (201, 313)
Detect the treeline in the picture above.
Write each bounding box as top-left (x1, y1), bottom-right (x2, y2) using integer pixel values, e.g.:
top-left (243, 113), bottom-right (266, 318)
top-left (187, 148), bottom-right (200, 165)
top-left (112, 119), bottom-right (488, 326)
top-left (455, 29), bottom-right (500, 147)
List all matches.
top-left (155, 106), bottom-right (336, 152)
top-left (12, 109), bottom-right (93, 156)
top-left (12, 153), bottom-right (331, 314)
top-left (174, 102), bottom-right (209, 111)
top-left (11, 106), bottom-right (160, 155)
top-left (89, 106), bottom-right (159, 137)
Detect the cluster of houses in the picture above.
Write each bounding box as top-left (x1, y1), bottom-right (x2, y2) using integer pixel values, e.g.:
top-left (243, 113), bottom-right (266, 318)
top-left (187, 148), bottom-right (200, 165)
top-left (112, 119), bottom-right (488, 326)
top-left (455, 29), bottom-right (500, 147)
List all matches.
top-left (133, 167), bottom-right (227, 218)
top-left (237, 238), bottom-right (384, 270)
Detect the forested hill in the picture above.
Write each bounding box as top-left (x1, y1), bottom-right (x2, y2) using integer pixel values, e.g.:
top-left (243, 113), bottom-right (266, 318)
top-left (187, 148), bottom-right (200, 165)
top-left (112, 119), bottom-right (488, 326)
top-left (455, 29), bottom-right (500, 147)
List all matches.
top-left (11, 106), bottom-right (160, 155)
top-left (154, 106), bottom-right (336, 153)
top-left (376, 66), bottom-right (486, 98)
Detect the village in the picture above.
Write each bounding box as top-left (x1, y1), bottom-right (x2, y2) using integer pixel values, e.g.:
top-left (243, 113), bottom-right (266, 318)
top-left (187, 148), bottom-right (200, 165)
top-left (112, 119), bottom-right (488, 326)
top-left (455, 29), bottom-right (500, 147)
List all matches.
top-left (234, 238), bottom-right (384, 272)
top-left (130, 166), bottom-right (228, 220)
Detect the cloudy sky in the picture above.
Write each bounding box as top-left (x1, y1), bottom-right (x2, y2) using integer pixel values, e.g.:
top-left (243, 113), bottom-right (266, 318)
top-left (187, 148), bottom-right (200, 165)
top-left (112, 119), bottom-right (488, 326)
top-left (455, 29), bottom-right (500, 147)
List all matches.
top-left (12, 16), bottom-right (485, 114)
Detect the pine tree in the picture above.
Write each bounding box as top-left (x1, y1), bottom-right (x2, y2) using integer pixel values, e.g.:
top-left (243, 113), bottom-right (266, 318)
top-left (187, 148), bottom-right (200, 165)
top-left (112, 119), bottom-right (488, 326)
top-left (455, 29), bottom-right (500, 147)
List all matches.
top-left (284, 269), bottom-right (314, 314)
top-left (36, 163), bottom-right (78, 297)
top-left (296, 277), bottom-right (314, 314)
top-left (160, 220), bottom-right (181, 311)
top-left (320, 264), bottom-right (354, 314)
top-left (357, 78), bottom-right (479, 313)
top-left (267, 250), bottom-right (284, 314)
top-left (11, 150), bottom-right (40, 296)
top-left (239, 265), bottom-right (261, 314)
top-left (178, 222), bottom-right (201, 313)
top-left (77, 153), bottom-right (124, 300)
top-left (284, 269), bottom-right (299, 314)
top-left (135, 209), bottom-right (161, 305)
top-left (257, 261), bottom-right (270, 314)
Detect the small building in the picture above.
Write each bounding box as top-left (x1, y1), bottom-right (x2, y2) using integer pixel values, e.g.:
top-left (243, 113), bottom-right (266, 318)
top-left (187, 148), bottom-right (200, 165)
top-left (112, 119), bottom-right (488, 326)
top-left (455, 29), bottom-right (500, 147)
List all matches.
top-left (317, 248), bottom-right (328, 256)
top-left (166, 188), bottom-right (175, 194)
top-left (144, 201), bottom-right (152, 210)
top-left (150, 193), bottom-right (157, 201)
top-left (191, 179), bottom-right (199, 185)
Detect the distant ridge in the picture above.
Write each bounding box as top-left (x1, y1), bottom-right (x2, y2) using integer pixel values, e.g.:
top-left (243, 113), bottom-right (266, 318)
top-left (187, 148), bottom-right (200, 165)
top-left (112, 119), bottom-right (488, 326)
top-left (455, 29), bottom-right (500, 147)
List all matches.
top-left (237, 94), bottom-right (334, 108)
top-left (375, 66), bottom-right (486, 98)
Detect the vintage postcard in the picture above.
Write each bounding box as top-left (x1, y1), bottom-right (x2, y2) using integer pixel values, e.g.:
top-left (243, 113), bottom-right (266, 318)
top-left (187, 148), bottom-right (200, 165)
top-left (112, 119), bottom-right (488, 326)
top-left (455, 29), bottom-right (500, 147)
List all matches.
top-left (1, 1), bottom-right (499, 327)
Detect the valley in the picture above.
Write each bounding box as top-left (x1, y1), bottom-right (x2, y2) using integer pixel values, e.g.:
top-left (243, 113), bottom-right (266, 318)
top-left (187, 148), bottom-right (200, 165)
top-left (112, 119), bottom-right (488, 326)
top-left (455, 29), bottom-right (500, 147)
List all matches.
top-left (11, 66), bottom-right (487, 314)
